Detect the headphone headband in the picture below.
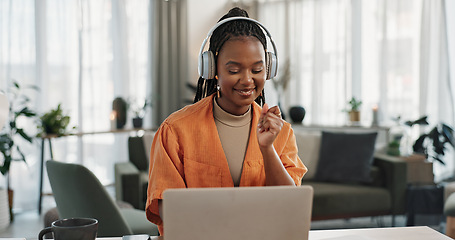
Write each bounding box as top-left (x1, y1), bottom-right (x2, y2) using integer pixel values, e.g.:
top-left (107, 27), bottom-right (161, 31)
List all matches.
top-left (198, 16), bottom-right (278, 78)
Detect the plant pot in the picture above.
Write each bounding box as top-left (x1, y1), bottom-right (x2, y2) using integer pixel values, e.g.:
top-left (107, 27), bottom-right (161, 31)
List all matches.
top-left (289, 106), bottom-right (306, 124)
top-left (132, 117), bottom-right (143, 128)
top-left (349, 111), bottom-right (360, 122)
top-left (8, 188), bottom-right (13, 222)
top-left (0, 188), bottom-right (10, 231)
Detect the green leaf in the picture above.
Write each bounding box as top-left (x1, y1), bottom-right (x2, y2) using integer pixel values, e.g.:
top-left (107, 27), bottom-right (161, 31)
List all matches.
top-left (24, 85), bottom-right (40, 91)
top-left (0, 134), bottom-right (13, 152)
top-left (16, 128), bottom-right (33, 143)
top-left (413, 134), bottom-right (427, 154)
top-left (16, 146), bottom-right (26, 163)
top-left (433, 156), bottom-right (446, 165)
top-left (0, 156), bottom-right (12, 175)
top-left (17, 106), bottom-right (35, 116)
top-left (442, 123), bottom-right (454, 147)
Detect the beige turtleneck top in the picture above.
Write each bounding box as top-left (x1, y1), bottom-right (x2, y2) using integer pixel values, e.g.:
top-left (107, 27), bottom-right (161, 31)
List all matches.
top-left (213, 98), bottom-right (252, 187)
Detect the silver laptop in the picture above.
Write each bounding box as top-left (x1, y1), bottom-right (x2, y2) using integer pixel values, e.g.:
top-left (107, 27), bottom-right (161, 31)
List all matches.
top-left (163, 185), bottom-right (313, 240)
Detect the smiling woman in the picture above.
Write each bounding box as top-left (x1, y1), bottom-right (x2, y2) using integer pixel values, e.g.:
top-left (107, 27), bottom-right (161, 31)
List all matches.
top-left (216, 37), bottom-right (266, 115)
top-left (145, 7), bottom-right (307, 235)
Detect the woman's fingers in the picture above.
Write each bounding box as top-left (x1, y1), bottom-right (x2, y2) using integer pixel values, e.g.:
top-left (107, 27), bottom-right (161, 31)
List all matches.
top-left (258, 103), bottom-right (269, 130)
top-left (261, 103), bottom-right (269, 115)
top-left (260, 114), bottom-right (282, 132)
top-left (257, 104), bottom-right (284, 147)
top-left (268, 105), bottom-right (281, 118)
top-left (258, 105), bottom-right (283, 133)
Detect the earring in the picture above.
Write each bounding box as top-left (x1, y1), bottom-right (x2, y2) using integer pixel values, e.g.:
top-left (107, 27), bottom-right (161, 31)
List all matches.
top-left (215, 75), bottom-right (220, 98)
top-left (217, 84), bottom-right (221, 98)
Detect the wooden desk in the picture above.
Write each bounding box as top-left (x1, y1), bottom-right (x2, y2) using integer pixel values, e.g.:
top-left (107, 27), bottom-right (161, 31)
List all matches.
top-left (309, 226), bottom-right (450, 239)
top-left (99, 226), bottom-right (450, 240)
top-left (38, 128), bottom-right (155, 214)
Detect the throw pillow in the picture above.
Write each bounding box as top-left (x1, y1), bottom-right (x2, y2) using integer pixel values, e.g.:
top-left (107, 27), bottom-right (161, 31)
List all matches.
top-left (314, 131), bottom-right (378, 183)
top-left (295, 131), bottom-right (321, 180)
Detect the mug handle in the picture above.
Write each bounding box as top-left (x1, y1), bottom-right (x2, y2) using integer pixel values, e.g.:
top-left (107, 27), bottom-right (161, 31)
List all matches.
top-left (38, 227), bottom-right (53, 240)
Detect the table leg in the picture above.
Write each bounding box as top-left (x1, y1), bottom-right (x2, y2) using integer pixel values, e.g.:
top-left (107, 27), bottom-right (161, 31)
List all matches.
top-left (38, 138), bottom-right (45, 215)
top-left (48, 139), bottom-right (54, 160)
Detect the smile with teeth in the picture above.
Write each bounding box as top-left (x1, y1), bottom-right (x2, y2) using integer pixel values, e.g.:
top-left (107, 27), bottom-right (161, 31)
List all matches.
top-left (236, 88), bottom-right (255, 96)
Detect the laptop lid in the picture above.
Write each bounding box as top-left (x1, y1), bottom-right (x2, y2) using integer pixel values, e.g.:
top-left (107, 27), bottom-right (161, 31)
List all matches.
top-left (163, 185), bottom-right (313, 240)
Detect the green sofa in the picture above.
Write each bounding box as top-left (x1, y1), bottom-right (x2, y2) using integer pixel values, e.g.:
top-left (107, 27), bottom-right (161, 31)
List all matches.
top-left (115, 130), bottom-right (408, 224)
top-left (296, 131), bottom-right (407, 222)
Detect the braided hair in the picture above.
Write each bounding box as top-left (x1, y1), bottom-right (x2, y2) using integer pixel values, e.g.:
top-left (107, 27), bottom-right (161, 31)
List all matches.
top-left (193, 7), bottom-right (267, 106)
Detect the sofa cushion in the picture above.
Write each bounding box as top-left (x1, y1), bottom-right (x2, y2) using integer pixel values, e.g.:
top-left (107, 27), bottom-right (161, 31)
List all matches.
top-left (295, 131), bottom-right (321, 180)
top-left (304, 182), bottom-right (391, 218)
top-left (314, 131), bottom-right (377, 183)
top-left (143, 132), bottom-right (155, 161)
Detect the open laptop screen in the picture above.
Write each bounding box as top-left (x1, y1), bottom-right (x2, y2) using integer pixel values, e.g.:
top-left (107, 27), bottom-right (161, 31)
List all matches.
top-left (163, 185), bottom-right (313, 240)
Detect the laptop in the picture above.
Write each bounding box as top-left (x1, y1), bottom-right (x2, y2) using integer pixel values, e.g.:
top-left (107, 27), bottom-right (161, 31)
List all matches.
top-left (163, 185), bottom-right (314, 240)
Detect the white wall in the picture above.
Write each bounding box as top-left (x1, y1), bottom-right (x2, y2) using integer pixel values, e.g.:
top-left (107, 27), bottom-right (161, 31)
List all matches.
top-left (187, 0), bottom-right (232, 88)
top-left (447, 0), bottom-right (455, 109)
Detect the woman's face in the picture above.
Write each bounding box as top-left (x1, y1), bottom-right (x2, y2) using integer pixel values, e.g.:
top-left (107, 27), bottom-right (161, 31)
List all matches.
top-left (216, 36), bottom-right (266, 115)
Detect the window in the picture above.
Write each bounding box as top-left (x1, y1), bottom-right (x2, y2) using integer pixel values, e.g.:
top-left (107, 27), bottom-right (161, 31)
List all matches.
top-left (0, 0), bottom-right (151, 211)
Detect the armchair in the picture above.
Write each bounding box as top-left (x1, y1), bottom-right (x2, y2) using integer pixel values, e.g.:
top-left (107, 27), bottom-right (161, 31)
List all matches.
top-left (115, 132), bottom-right (155, 209)
top-left (46, 160), bottom-right (158, 237)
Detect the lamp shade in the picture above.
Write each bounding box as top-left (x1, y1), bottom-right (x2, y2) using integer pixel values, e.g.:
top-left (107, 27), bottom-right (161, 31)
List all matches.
top-left (0, 93), bottom-right (8, 130)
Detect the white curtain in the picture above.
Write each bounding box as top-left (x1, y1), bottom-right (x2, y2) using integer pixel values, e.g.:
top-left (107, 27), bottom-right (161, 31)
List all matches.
top-left (258, 0), bottom-right (351, 125)
top-left (257, 0), bottom-right (454, 180)
top-left (419, 0), bottom-right (454, 180)
top-left (150, 0), bottom-right (188, 126)
top-left (0, 0), bottom-right (151, 211)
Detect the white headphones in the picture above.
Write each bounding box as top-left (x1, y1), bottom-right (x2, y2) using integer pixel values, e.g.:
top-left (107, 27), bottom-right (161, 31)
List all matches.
top-left (198, 16), bottom-right (278, 80)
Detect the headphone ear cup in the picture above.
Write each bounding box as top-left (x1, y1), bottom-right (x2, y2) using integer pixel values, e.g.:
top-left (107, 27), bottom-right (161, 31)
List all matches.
top-left (266, 52), bottom-right (278, 80)
top-left (201, 51), bottom-right (216, 79)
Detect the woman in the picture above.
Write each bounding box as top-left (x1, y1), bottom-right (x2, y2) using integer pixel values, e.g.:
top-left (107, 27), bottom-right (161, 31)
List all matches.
top-left (146, 7), bottom-right (307, 234)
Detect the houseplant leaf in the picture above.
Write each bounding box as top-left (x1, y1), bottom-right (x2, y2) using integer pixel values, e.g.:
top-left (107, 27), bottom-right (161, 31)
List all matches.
top-left (433, 156), bottom-right (446, 165)
top-left (0, 155), bottom-right (11, 175)
top-left (38, 104), bottom-right (73, 137)
top-left (15, 145), bottom-right (26, 163)
top-left (413, 134), bottom-right (428, 154)
top-left (442, 123), bottom-right (454, 147)
top-left (16, 128), bottom-right (33, 143)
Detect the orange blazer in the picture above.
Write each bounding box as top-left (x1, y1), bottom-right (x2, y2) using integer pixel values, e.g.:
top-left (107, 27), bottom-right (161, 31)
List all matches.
top-left (146, 94), bottom-right (307, 233)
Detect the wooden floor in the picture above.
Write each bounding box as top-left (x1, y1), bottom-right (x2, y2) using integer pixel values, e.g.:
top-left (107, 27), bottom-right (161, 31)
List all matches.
top-left (0, 195), bottom-right (55, 239)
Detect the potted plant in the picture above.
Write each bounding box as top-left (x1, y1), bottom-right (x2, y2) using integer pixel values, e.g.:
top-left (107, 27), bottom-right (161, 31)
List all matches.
top-left (345, 97), bottom-right (362, 123)
top-left (129, 98), bottom-right (151, 128)
top-left (0, 82), bottom-right (38, 222)
top-left (406, 116), bottom-right (454, 165)
top-left (37, 104), bottom-right (75, 137)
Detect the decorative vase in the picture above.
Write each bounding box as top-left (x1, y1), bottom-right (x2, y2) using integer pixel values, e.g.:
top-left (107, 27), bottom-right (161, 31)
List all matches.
top-left (0, 188), bottom-right (10, 231)
top-left (132, 117), bottom-right (143, 128)
top-left (8, 188), bottom-right (13, 222)
top-left (113, 97), bottom-right (127, 129)
top-left (289, 106), bottom-right (306, 124)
